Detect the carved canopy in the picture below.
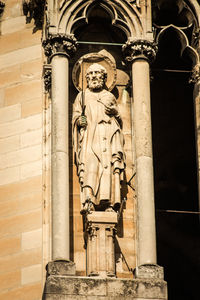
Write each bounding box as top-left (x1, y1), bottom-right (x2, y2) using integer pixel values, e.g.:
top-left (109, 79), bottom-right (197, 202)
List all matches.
top-left (47, 0), bottom-right (145, 39)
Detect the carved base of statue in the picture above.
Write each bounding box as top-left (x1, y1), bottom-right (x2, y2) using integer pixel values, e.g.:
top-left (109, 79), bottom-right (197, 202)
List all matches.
top-left (84, 211), bottom-right (118, 278)
top-left (80, 196), bottom-right (121, 215)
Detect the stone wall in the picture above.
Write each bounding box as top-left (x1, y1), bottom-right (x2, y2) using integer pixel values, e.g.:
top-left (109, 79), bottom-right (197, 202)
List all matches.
top-left (0, 1), bottom-right (45, 299)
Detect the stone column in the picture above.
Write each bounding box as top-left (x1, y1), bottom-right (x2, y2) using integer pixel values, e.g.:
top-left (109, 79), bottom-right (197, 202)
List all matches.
top-left (43, 34), bottom-right (77, 261)
top-left (123, 39), bottom-right (158, 267)
top-left (190, 64), bottom-right (200, 215)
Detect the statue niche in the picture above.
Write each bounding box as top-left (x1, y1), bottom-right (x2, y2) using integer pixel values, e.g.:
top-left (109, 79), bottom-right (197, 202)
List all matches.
top-left (72, 53), bottom-right (126, 214)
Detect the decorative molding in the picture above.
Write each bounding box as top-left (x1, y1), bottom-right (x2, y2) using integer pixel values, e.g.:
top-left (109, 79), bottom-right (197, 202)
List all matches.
top-left (22, 0), bottom-right (46, 31)
top-left (42, 34), bottom-right (77, 61)
top-left (0, 1), bottom-right (5, 16)
top-left (43, 64), bottom-right (52, 93)
top-left (189, 64), bottom-right (200, 84)
top-left (123, 39), bottom-right (158, 63)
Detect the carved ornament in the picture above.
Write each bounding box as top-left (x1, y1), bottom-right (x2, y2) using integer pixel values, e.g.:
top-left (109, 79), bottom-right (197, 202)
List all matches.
top-left (42, 34), bottom-right (77, 61)
top-left (192, 28), bottom-right (200, 49)
top-left (189, 64), bottom-right (200, 84)
top-left (128, 0), bottom-right (140, 8)
top-left (86, 223), bottom-right (99, 238)
top-left (22, 0), bottom-right (46, 31)
top-left (43, 64), bottom-right (52, 93)
top-left (123, 39), bottom-right (158, 63)
top-left (0, 1), bottom-right (5, 15)
top-left (72, 53), bottom-right (117, 92)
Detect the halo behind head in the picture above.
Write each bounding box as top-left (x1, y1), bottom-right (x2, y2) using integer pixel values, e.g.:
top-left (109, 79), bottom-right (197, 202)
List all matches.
top-left (72, 53), bottom-right (117, 92)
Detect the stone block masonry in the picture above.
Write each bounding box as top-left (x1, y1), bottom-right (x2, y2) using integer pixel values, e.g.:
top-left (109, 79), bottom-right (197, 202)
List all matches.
top-left (0, 1), bottom-right (44, 299)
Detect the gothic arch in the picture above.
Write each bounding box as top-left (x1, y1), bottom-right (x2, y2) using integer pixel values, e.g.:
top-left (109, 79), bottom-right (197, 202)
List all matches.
top-left (57, 0), bottom-right (143, 39)
top-left (156, 25), bottom-right (199, 67)
top-left (155, 0), bottom-right (200, 25)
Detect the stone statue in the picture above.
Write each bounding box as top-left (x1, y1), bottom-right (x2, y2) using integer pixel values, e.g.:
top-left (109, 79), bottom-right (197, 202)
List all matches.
top-left (73, 62), bottom-right (125, 213)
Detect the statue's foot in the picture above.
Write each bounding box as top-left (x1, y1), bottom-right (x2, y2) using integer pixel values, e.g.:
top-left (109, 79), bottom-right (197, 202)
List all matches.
top-left (113, 202), bottom-right (121, 212)
top-left (80, 199), bottom-right (95, 214)
top-left (105, 206), bottom-right (115, 212)
top-left (80, 207), bottom-right (87, 215)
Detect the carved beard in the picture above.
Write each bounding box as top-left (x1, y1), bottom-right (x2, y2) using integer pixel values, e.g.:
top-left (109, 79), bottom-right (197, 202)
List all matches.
top-left (87, 78), bottom-right (104, 91)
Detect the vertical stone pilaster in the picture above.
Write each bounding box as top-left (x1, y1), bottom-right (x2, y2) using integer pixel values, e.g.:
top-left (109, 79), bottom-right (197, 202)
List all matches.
top-left (106, 225), bottom-right (116, 277)
top-left (86, 224), bottom-right (99, 276)
top-left (123, 39), bottom-right (158, 268)
top-left (42, 34), bottom-right (77, 261)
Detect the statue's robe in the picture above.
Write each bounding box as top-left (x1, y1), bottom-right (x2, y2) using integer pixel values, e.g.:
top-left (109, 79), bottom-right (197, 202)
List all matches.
top-left (72, 88), bottom-right (125, 206)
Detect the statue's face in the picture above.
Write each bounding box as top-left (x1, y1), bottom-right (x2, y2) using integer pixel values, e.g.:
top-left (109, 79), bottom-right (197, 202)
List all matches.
top-left (87, 70), bottom-right (104, 91)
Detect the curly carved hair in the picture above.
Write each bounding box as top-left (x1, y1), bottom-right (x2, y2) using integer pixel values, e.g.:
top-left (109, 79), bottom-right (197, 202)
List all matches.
top-left (86, 63), bottom-right (107, 82)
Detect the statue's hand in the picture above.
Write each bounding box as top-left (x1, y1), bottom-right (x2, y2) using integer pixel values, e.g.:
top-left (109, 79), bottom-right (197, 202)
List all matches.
top-left (77, 115), bottom-right (87, 128)
top-left (105, 105), bottom-right (118, 116)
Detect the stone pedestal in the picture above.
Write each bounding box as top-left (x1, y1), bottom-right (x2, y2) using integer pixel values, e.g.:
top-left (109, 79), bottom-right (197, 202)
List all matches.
top-left (84, 211), bottom-right (117, 278)
top-left (134, 264), bottom-right (164, 280)
top-left (46, 260), bottom-right (76, 277)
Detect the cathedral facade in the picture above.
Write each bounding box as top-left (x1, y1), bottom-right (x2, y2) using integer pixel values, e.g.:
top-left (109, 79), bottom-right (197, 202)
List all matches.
top-left (0, 1), bottom-right (200, 299)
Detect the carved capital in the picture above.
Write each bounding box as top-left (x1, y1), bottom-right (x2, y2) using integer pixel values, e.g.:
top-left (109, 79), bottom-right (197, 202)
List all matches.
top-left (42, 34), bottom-right (77, 60)
top-left (87, 223), bottom-right (99, 238)
top-left (189, 64), bottom-right (200, 84)
top-left (123, 39), bottom-right (158, 63)
top-left (43, 64), bottom-right (52, 93)
top-left (0, 1), bottom-right (5, 15)
top-left (106, 224), bottom-right (117, 236)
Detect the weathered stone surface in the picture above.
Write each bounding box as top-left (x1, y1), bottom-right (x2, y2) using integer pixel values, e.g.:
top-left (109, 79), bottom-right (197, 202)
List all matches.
top-left (47, 260), bottom-right (76, 276)
top-left (44, 276), bottom-right (107, 296)
top-left (135, 264), bottom-right (164, 280)
top-left (43, 276), bottom-right (167, 299)
top-left (107, 278), bottom-right (166, 298)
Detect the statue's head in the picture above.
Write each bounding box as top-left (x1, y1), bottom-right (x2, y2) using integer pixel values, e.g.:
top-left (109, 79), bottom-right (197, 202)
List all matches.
top-left (86, 63), bottom-right (107, 91)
